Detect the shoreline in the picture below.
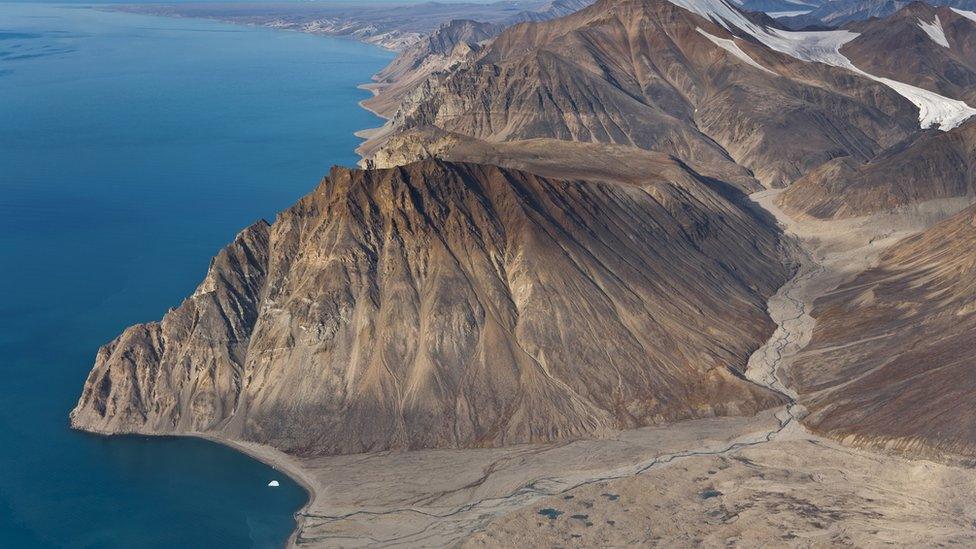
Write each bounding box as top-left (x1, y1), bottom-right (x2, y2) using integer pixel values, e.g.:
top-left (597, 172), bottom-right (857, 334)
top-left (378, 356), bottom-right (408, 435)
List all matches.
top-left (64, 7), bottom-right (396, 547)
top-left (91, 5), bottom-right (409, 53)
top-left (191, 434), bottom-right (317, 549)
top-left (354, 83), bottom-right (392, 146)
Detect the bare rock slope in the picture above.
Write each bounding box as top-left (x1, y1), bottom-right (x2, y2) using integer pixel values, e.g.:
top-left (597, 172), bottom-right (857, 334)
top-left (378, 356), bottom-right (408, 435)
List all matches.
top-left (364, 0), bottom-right (919, 188)
top-left (71, 160), bottom-right (789, 456)
top-left (841, 3), bottom-right (976, 104)
top-left (789, 204), bottom-right (976, 458)
top-left (779, 118), bottom-right (976, 218)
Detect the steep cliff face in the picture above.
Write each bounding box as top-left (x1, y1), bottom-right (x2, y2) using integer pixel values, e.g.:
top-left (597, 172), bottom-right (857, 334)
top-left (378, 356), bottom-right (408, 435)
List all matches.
top-left (363, 0), bottom-right (918, 188)
top-left (70, 220), bottom-right (272, 434)
top-left (72, 160), bottom-right (788, 456)
top-left (788, 204), bottom-right (976, 457)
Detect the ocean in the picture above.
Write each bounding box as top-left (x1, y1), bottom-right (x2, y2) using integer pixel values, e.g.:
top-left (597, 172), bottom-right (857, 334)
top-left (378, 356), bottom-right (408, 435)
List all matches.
top-left (0, 3), bottom-right (392, 546)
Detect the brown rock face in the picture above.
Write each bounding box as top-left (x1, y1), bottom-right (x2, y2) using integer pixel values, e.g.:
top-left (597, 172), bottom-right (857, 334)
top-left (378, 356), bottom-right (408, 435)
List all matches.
top-left (71, 160), bottom-right (788, 456)
top-left (842, 3), bottom-right (976, 105)
top-left (789, 204), bottom-right (976, 457)
top-left (364, 0), bottom-right (917, 188)
top-left (72, 220), bottom-right (272, 434)
top-left (778, 118), bottom-right (976, 219)
top-left (362, 19), bottom-right (502, 120)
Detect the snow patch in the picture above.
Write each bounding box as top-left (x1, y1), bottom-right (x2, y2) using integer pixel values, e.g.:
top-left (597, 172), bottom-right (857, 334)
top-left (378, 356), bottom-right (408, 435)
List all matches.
top-left (697, 28), bottom-right (775, 74)
top-left (667, 0), bottom-right (976, 130)
top-left (918, 15), bottom-right (950, 48)
top-left (859, 74), bottom-right (976, 130)
top-left (767, 10), bottom-right (811, 17)
top-left (950, 8), bottom-right (976, 24)
top-left (668, 0), bottom-right (856, 64)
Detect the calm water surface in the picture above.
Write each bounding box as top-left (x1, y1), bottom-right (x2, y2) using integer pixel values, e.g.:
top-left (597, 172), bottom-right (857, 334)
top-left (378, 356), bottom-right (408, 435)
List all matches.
top-left (0, 3), bottom-right (391, 546)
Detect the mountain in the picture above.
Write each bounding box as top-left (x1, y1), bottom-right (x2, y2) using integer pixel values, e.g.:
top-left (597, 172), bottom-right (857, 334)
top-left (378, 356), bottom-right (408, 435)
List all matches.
top-left (780, 0), bottom-right (976, 27)
top-left (771, 3), bottom-right (976, 218)
top-left (788, 204), bottom-right (976, 458)
top-left (778, 118), bottom-right (976, 218)
top-left (361, 0), bottom-right (929, 188)
top-left (361, 1), bottom-right (598, 120)
top-left (507, 0), bottom-right (598, 22)
top-left (362, 19), bottom-right (503, 119)
top-left (841, 3), bottom-right (976, 104)
top-left (71, 160), bottom-right (789, 455)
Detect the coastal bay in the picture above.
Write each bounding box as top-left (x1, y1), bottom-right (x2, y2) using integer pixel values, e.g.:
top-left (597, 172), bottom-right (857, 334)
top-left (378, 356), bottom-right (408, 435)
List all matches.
top-left (0, 4), bottom-right (391, 546)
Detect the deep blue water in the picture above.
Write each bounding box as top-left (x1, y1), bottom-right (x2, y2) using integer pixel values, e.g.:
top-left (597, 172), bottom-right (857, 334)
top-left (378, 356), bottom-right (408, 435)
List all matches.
top-left (0, 4), bottom-right (391, 546)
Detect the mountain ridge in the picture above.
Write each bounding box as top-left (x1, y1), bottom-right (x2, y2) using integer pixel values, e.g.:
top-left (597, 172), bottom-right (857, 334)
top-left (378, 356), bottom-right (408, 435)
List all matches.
top-left (361, 0), bottom-right (950, 188)
top-left (71, 160), bottom-right (790, 455)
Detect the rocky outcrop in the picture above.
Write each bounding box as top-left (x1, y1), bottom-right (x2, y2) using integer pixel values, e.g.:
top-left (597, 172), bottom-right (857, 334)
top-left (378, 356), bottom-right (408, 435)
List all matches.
top-left (72, 160), bottom-right (789, 456)
top-left (70, 220), bottom-right (272, 434)
top-left (788, 204), bottom-right (976, 458)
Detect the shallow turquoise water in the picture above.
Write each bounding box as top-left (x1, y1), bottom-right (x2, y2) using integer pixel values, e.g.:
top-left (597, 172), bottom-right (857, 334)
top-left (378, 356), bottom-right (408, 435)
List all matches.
top-left (0, 4), bottom-right (391, 546)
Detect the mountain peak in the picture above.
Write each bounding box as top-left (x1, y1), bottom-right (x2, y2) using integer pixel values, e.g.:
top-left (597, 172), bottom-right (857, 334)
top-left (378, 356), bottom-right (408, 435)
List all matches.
top-left (72, 158), bottom-right (789, 454)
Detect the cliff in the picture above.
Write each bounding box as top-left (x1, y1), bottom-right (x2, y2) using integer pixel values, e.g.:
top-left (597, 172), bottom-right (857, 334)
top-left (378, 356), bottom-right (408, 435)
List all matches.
top-left (72, 160), bottom-right (789, 456)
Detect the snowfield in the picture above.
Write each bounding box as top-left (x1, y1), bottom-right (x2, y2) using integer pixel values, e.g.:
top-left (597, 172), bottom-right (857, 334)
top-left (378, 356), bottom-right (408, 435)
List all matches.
top-left (697, 28), bottom-right (776, 74)
top-left (917, 15), bottom-right (950, 48)
top-left (674, 0), bottom-right (976, 130)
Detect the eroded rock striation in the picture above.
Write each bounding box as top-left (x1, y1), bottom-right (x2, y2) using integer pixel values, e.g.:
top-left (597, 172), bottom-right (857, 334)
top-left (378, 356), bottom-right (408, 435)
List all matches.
top-left (72, 160), bottom-right (789, 455)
